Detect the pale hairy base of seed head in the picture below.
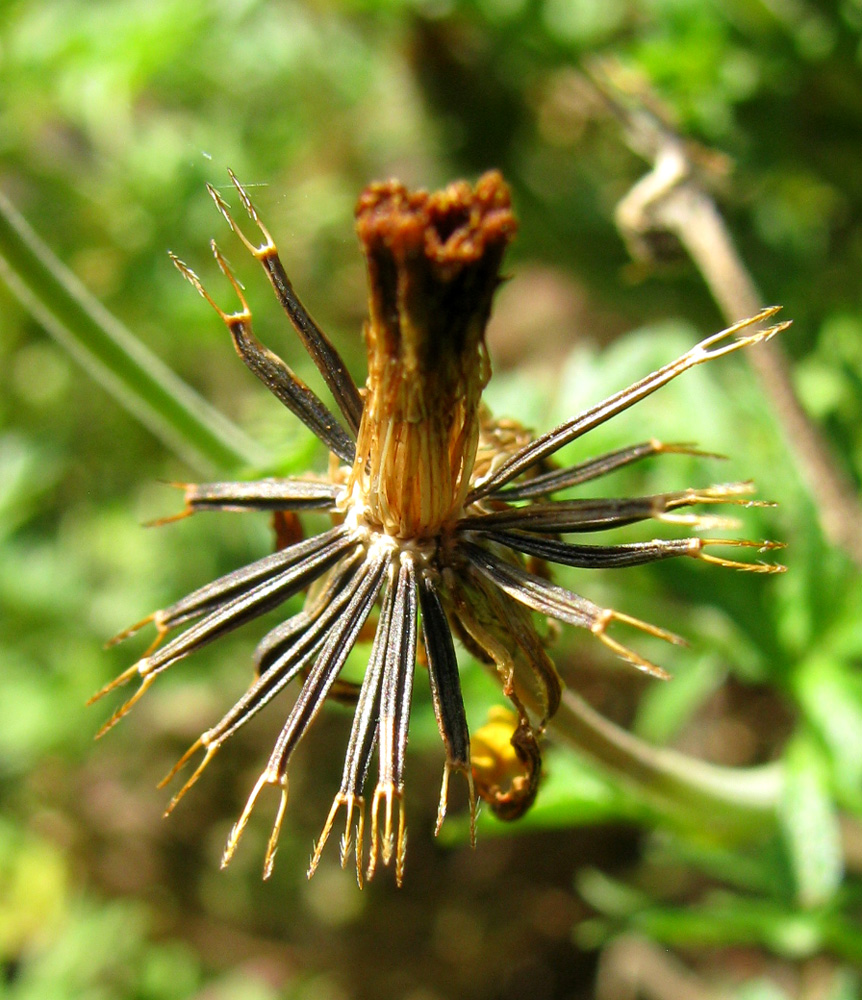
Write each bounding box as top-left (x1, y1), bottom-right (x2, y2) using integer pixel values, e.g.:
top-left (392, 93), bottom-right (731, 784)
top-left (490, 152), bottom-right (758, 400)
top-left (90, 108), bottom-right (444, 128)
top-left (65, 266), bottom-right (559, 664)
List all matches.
top-left (339, 483), bottom-right (446, 567)
top-left (338, 486), bottom-right (382, 560)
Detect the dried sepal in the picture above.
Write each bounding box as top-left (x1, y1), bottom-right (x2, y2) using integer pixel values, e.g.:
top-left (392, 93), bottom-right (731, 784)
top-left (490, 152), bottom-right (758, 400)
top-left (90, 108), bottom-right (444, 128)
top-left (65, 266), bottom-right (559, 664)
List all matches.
top-left (178, 478), bottom-right (340, 514)
top-left (309, 561), bottom-right (398, 884)
top-left (170, 248), bottom-right (355, 463)
top-left (495, 439), bottom-right (725, 501)
top-left (223, 554), bottom-right (388, 878)
top-left (470, 307), bottom-right (789, 500)
top-left (418, 573), bottom-right (477, 841)
top-left (463, 541), bottom-right (679, 680)
top-left (461, 482), bottom-right (767, 535)
top-left (208, 172), bottom-right (364, 435)
top-left (450, 568), bottom-right (561, 724)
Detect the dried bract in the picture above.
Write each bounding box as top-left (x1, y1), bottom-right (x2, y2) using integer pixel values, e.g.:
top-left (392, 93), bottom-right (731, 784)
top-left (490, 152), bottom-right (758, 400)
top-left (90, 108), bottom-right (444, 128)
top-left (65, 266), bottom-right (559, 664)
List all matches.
top-left (92, 171), bottom-right (786, 886)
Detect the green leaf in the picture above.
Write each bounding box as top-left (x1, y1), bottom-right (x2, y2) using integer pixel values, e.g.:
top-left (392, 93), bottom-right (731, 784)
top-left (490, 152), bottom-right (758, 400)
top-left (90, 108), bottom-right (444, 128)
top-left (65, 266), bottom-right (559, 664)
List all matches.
top-left (733, 980), bottom-right (792, 1000)
top-left (794, 655), bottom-right (862, 814)
top-left (646, 832), bottom-right (789, 898)
top-left (778, 732), bottom-right (842, 908)
top-left (634, 652), bottom-right (725, 745)
top-left (577, 885), bottom-right (862, 963)
top-left (0, 189), bottom-right (266, 474)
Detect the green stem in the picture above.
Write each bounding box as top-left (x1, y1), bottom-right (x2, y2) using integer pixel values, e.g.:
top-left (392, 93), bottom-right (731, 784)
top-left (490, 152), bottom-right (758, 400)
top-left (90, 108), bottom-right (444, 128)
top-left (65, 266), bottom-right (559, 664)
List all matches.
top-left (553, 688), bottom-right (784, 840)
top-left (0, 189), bottom-right (267, 474)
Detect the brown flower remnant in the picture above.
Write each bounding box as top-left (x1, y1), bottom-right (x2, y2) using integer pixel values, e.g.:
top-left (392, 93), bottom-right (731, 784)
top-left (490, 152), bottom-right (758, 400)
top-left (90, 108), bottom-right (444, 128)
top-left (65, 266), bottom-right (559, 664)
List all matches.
top-left (91, 171), bottom-right (786, 886)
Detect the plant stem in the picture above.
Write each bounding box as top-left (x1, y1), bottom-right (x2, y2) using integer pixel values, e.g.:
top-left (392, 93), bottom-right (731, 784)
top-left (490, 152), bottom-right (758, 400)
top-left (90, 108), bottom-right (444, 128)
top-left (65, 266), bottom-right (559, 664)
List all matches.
top-left (0, 189), bottom-right (267, 474)
top-left (553, 688), bottom-right (783, 840)
top-left (589, 60), bottom-right (862, 565)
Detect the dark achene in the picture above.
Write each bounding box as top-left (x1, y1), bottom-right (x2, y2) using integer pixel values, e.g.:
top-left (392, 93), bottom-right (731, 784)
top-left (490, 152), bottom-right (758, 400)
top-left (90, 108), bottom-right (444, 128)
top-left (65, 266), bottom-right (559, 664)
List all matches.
top-left (91, 170), bottom-right (787, 886)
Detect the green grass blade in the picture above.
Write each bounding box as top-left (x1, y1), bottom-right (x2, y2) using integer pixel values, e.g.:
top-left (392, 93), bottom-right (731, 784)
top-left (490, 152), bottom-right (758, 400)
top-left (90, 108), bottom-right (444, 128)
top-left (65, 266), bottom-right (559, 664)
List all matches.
top-left (0, 189), bottom-right (267, 474)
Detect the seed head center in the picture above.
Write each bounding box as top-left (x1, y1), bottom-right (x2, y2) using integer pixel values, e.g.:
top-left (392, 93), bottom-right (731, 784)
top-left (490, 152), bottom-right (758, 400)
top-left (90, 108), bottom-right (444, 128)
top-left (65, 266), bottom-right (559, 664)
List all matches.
top-left (339, 484), bottom-right (443, 569)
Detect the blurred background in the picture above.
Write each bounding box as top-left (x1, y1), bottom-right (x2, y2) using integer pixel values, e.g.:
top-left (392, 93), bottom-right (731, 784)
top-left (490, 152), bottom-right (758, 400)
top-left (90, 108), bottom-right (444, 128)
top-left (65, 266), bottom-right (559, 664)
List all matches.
top-left (2, 1), bottom-right (862, 997)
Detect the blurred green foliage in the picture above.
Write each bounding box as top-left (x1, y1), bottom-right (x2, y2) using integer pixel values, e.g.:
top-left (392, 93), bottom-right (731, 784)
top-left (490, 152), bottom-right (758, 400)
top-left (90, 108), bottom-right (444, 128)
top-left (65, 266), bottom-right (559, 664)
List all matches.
top-left (3, 1), bottom-right (862, 998)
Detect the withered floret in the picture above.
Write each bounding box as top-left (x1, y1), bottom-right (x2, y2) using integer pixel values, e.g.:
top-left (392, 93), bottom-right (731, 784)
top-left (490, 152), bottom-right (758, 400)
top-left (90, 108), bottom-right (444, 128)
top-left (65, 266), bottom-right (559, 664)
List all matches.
top-left (353, 172), bottom-right (516, 538)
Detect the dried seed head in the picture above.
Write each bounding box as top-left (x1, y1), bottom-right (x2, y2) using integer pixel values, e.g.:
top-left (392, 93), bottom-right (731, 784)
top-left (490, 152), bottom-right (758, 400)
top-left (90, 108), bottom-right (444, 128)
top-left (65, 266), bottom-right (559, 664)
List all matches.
top-left (95, 167), bottom-right (786, 887)
top-left (351, 171), bottom-right (517, 538)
